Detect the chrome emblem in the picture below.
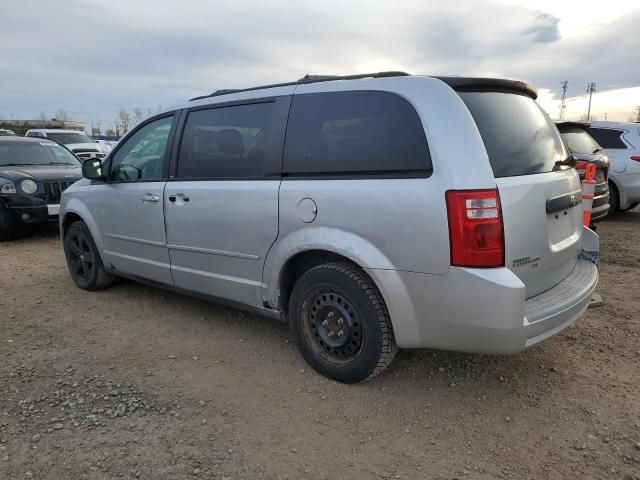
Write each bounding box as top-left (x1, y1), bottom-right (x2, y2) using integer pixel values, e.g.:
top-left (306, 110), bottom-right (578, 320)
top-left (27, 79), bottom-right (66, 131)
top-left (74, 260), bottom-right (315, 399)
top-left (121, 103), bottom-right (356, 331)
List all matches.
top-left (570, 194), bottom-right (576, 206)
top-left (64, 174), bottom-right (74, 178)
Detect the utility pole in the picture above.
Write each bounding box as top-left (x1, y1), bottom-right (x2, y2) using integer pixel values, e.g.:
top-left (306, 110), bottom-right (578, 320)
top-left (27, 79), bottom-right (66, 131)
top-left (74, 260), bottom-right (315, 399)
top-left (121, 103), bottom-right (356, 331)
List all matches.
top-left (635, 106), bottom-right (640, 123)
top-left (586, 82), bottom-right (596, 121)
top-left (559, 80), bottom-right (568, 120)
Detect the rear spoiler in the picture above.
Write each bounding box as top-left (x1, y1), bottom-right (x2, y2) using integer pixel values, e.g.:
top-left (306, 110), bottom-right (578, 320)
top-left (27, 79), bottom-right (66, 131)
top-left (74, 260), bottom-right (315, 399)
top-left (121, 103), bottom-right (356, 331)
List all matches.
top-left (435, 77), bottom-right (538, 100)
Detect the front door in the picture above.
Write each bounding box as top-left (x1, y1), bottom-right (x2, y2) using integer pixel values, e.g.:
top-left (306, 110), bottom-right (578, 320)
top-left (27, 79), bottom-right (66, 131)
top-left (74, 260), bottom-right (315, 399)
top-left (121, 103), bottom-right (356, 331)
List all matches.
top-left (98, 115), bottom-right (176, 284)
top-left (164, 99), bottom-right (289, 305)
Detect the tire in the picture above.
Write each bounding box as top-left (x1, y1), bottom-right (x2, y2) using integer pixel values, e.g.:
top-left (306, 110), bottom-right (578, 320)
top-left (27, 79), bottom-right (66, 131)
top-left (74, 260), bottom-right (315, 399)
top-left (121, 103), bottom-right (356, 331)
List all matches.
top-left (621, 202), bottom-right (639, 212)
top-left (0, 203), bottom-right (17, 242)
top-left (63, 221), bottom-right (114, 290)
top-left (289, 262), bottom-right (398, 383)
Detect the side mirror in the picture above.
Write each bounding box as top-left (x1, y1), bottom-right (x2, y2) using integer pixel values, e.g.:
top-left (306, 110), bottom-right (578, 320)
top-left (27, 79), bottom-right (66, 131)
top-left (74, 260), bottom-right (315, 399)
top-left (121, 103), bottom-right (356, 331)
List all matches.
top-left (82, 159), bottom-right (105, 181)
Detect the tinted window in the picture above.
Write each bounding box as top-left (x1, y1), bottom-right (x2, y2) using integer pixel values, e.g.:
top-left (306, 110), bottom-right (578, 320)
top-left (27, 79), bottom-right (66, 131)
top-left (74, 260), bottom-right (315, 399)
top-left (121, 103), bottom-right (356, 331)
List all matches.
top-left (586, 127), bottom-right (627, 149)
top-left (178, 102), bottom-right (276, 178)
top-left (558, 127), bottom-right (602, 154)
top-left (458, 91), bottom-right (567, 177)
top-left (0, 142), bottom-right (80, 166)
top-left (110, 116), bottom-right (173, 181)
top-left (283, 91), bottom-right (431, 175)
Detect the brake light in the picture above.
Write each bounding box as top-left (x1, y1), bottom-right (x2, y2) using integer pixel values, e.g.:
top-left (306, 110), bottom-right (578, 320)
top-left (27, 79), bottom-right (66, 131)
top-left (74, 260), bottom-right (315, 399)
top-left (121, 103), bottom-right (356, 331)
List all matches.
top-left (631, 156), bottom-right (640, 163)
top-left (445, 189), bottom-right (504, 268)
top-left (574, 160), bottom-right (589, 176)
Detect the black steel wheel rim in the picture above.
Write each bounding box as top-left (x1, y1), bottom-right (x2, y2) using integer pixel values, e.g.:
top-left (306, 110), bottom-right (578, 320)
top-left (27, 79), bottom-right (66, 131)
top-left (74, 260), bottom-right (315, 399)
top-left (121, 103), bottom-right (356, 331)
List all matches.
top-left (302, 289), bottom-right (364, 365)
top-left (67, 231), bottom-right (95, 282)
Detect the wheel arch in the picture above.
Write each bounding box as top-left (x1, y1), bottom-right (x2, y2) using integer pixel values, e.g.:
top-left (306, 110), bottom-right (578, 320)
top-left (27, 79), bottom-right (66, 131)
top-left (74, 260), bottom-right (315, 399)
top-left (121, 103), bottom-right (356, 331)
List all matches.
top-left (60, 201), bottom-right (105, 255)
top-left (263, 227), bottom-right (397, 313)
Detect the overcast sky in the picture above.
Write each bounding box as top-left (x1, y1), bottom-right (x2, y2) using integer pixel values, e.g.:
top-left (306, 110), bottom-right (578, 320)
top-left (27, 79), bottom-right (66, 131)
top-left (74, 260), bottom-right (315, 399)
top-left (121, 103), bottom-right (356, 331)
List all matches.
top-left (1, 0), bottom-right (639, 131)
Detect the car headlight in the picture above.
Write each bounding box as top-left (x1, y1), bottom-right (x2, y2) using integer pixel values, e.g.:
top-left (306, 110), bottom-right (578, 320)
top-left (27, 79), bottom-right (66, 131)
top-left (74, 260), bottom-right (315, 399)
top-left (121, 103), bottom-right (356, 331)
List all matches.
top-left (0, 182), bottom-right (17, 194)
top-left (20, 179), bottom-right (38, 194)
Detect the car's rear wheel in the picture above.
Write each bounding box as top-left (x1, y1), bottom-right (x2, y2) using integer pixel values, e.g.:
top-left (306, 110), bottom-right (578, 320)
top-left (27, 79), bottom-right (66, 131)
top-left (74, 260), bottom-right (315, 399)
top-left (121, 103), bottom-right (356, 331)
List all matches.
top-left (63, 221), bottom-right (114, 290)
top-left (621, 202), bottom-right (639, 211)
top-left (0, 204), bottom-right (16, 242)
top-left (289, 262), bottom-right (398, 383)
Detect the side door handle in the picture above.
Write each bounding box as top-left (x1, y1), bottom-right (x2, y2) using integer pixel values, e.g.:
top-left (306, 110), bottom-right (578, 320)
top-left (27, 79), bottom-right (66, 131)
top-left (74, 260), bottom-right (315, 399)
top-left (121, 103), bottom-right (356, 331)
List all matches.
top-left (141, 194), bottom-right (160, 203)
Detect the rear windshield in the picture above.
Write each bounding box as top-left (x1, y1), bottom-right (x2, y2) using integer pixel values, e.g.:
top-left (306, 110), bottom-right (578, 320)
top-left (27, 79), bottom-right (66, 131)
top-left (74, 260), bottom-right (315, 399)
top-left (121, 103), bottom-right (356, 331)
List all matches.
top-left (558, 127), bottom-right (602, 155)
top-left (458, 91), bottom-right (567, 177)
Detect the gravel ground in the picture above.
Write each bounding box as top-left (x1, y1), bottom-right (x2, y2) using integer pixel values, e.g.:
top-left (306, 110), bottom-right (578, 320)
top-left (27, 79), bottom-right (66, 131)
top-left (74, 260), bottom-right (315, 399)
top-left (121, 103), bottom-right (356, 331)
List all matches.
top-left (1, 211), bottom-right (639, 480)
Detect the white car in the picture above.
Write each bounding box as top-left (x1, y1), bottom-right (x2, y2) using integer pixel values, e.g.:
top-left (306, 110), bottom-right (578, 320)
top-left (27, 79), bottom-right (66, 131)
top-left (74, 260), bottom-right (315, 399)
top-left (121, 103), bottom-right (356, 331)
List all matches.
top-left (0, 129), bottom-right (17, 136)
top-left (24, 129), bottom-right (107, 161)
top-left (587, 122), bottom-right (640, 213)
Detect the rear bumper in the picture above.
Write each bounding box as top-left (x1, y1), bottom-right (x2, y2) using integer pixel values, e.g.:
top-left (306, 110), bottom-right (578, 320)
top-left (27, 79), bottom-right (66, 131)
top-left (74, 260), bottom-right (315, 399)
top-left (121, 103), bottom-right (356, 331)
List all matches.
top-left (590, 182), bottom-right (609, 221)
top-left (367, 229), bottom-right (599, 353)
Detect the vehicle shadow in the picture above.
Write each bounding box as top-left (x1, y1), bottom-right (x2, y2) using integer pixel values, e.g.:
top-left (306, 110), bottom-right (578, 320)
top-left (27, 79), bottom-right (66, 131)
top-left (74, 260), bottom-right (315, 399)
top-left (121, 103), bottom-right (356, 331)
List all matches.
top-left (6, 224), bottom-right (59, 243)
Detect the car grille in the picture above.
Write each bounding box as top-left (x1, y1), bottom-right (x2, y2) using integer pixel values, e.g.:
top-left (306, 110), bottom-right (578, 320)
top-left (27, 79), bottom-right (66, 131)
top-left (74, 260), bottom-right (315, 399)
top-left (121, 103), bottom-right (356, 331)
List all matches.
top-left (43, 181), bottom-right (75, 204)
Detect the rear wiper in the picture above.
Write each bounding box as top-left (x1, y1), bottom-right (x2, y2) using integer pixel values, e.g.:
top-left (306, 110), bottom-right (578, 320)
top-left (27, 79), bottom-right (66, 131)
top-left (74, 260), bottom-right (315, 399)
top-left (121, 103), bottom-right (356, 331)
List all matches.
top-left (592, 147), bottom-right (603, 154)
top-left (555, 155), bottom-right (577, 167)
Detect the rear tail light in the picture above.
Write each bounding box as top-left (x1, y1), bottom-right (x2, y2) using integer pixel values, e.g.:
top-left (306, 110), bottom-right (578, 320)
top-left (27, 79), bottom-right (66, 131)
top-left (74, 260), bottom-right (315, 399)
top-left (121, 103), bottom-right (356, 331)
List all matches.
top-left (445, 189), bottom-right (504, 268)
top-left (631, 156), bottom-right (640, 163)
top-left (574, 160), bottom-right (589, 177)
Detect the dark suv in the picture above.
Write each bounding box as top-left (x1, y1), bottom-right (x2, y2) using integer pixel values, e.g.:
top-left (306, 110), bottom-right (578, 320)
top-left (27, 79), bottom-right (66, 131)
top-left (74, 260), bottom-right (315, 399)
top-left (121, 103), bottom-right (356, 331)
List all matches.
top-left (555, 121), bottom-right (610, 222)
top-left (0, 136), bottom-right (82, 240)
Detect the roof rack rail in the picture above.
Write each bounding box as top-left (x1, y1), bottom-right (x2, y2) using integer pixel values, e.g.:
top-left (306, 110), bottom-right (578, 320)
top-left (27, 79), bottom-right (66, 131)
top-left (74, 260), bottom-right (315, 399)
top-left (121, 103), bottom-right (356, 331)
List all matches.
top-left (189, 71), bottom-right (411, 101)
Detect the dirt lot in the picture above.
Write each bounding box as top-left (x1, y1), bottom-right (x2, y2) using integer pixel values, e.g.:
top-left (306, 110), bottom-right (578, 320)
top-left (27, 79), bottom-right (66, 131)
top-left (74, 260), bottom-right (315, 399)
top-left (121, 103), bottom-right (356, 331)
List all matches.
top-left (1, 212), bottom-right (639, 480)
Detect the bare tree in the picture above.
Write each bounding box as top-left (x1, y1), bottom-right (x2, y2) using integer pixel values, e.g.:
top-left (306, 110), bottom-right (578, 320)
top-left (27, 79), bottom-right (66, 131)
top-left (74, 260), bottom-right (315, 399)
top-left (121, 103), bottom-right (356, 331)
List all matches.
top-left (118, 109), bottom-right (131, 134)
top-left (132, 108), bottom-right (145, 126)
top-left (39, 112), bottom-right (47, 123)
top-left (55, 109), bottom-right (70, 121)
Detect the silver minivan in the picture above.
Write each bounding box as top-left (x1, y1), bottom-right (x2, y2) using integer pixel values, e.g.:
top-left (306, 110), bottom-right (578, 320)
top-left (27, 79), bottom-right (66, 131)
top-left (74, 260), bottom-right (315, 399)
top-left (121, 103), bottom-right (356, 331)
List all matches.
top-left (60, 72), bottom-right (599, 383)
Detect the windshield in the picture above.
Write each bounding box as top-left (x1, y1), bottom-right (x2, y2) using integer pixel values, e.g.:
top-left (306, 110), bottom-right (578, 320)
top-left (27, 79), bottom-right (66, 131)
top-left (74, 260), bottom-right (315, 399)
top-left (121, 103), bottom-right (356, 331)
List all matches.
top-left (46, 132), bottom-right (94, 144)
top-left (558, 127), bottom-right (602, 154)
top-left (457, 90), bottom-right (567, 177)
top-left (0, 142), bottom-right (81, 166)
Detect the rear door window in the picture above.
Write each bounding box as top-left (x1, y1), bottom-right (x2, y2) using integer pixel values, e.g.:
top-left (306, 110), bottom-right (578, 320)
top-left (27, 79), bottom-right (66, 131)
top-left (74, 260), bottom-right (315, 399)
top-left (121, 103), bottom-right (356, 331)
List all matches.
top-left (177, 102), bottom-right (278, 179)
top-left (283, 91), bottom-right (431, 176)
top-left (585, 127), bottom-right (627, 149)
top-left (457, 91), bottom-right (567, 177)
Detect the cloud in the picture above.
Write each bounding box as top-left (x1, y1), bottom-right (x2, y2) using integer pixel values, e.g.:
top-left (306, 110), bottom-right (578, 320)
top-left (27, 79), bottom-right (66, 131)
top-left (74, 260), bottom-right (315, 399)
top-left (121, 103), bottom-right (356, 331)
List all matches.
top-left (0, 0), bottom-right (638, 127)
top-left (523, 13), bottom-right (561, 43)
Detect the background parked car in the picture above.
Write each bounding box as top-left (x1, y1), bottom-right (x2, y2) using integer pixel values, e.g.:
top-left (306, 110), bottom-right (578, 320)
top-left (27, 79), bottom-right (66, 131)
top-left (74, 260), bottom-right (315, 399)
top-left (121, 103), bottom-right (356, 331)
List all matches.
top-left (586, 121), bottom-right (640, 214)
top-left (0, 136), bottom-right (82, 240)
top-left (0, 129), bottom-right (17, 136)
top-left (24, 129), bottom-right (108, 161)
top-left (555, 121), bottom-right (609, 222)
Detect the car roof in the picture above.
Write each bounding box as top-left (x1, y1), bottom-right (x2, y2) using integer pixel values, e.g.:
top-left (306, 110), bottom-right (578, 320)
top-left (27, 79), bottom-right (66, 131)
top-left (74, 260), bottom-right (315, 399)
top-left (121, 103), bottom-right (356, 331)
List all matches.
top-left (0, 136), bottom-right (57, 143)
top-left (27, 129), bottom-right (87, 133)
top-left (185, 72), bottom-right (538, 103)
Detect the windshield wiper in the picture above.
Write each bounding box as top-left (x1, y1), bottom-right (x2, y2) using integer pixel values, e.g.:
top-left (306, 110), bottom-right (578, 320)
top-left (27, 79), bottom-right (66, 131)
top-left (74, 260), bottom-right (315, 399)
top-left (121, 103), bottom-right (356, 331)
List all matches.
top-left (1, 162), bottom-right (38, 166)
top-left (47, 162), bottom-right (77, 166)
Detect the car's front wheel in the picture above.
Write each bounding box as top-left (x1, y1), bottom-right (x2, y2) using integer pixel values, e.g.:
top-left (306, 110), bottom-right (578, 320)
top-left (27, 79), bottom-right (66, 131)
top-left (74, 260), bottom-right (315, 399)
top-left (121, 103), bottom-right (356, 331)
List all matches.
top-left (289, 262), bottom-right (398, 383)
top-left (0, 204), bottom-right (16, 242)
top-left (63, 221), bottom-right (114, 290)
